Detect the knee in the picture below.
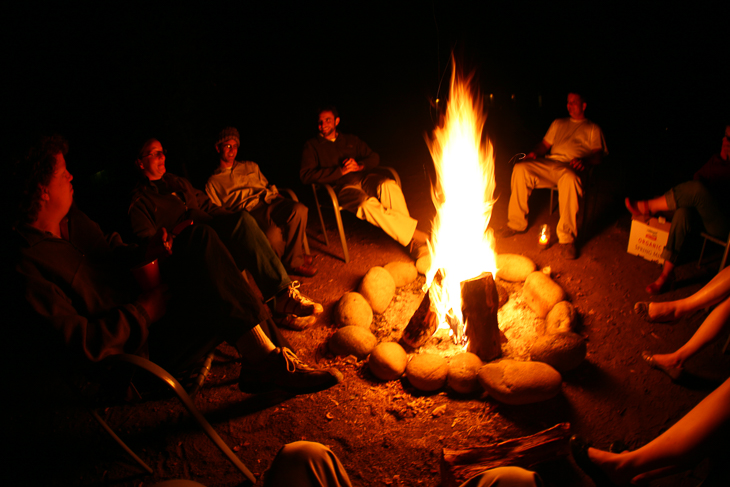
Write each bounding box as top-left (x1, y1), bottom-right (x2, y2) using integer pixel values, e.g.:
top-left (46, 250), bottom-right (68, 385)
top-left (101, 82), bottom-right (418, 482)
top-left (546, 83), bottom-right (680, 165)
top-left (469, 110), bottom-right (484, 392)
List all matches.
top-left (292, 202), bottom-right (308, 220)
top-left (672, 208), bottom-right (692, 227)
top-left (511, 163), bottom-right (528, 184)
top-left (276, 441), bottom-right (330, 464)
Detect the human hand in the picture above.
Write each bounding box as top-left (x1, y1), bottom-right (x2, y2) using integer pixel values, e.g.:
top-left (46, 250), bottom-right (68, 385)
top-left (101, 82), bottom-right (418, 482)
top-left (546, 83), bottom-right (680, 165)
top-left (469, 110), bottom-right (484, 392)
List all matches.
top-left (525, 152), bottom-right (537, 160)
top-left (341, 158), bottom-right (363, 175)
top-left (137, 284), bottom-right (170, 324)
top-left (569, 158), bottom-right (585, 172)
top-left (145, 227), bottom-right (173, 261)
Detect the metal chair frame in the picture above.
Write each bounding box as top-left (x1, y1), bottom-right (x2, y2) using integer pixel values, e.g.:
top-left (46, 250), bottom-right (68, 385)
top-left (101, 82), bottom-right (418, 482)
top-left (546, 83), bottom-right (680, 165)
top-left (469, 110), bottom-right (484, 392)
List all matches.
top-left (311, 167), bottom-right (401, 263)
top-left (86, 353), bottom-right (255, 484)
top-left (697, 231), bottom-right (729, 273)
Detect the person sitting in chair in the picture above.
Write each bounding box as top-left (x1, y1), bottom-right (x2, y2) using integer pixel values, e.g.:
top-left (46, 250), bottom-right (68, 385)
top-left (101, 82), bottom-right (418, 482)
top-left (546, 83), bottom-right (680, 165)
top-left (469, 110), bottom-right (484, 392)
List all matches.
top-left (206, 127), bottom-right (317, 277)
top-left (130, 138), bottom-right (322, 331)
top-left (500, 92), bottom-right (608, 260)
top-left (300, 106), bottom-right (429, 258)
top-left (9, 135), bottom-right (341, 394)
top-left (626, 124), bottom-right (730, 294)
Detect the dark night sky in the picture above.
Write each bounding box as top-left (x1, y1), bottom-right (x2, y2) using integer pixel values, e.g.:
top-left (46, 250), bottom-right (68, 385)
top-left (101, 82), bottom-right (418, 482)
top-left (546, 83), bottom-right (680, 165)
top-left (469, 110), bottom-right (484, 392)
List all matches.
top-left (3, 1), bottom-right (728, 212)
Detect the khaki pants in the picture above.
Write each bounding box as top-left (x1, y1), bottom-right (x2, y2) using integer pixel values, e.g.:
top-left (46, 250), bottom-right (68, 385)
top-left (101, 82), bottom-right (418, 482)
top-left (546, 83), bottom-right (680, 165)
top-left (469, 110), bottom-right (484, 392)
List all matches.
top-left (337, 172), bottom-right (417, 246)
top-left (507, 159), bottom-right (583, 244)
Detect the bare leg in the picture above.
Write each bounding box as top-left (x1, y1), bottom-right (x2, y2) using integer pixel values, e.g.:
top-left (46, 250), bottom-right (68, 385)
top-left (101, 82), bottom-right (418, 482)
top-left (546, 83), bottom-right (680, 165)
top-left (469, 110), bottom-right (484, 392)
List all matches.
top-left (647, 260), bottom-right (675, 295)
top-left (648, 266), bottom-right (730, 321)
top-left (587, 377), bottom-right (730, 485)
top-left (652, 296), bottom-right (730, 370)
top-left (626, 195), bottom-right (669, 217)
top-left (646, 195), bottom-right (670, 214)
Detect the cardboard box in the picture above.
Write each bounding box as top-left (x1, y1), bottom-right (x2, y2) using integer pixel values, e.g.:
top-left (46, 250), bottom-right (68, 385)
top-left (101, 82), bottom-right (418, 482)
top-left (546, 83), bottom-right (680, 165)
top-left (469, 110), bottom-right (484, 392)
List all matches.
top-left (627, 217), bottom-right (671, 264)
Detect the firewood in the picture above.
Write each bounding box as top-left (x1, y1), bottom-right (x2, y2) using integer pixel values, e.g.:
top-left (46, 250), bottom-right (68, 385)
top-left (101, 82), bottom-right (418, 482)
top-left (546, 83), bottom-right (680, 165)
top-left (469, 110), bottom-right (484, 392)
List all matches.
top-left (440, 423), bottom-right (571, 487)
top-left (400, 292), bottom-right (439, 349)
top-left (461, 272), bottom-right (501, 361)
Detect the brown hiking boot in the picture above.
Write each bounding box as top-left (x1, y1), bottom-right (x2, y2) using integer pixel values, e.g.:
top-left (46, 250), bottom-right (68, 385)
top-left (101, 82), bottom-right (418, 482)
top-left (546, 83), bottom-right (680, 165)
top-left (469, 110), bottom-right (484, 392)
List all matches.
top-left (239, 348), bottom-right (343, 394)
top-left (274, 313), bottom-right (316, 331)
top-left (274, 281), bottom-right (323, 316)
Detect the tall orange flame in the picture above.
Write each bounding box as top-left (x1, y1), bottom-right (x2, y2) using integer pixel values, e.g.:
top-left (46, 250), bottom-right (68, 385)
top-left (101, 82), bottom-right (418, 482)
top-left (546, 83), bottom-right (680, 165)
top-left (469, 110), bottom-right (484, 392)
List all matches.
top-left (425, 65), bottom-right (497, 343)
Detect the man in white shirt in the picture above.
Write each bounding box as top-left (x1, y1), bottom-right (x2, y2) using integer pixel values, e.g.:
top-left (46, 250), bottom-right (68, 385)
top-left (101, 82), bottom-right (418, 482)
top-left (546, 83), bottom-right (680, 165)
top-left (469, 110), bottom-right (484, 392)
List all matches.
top-left (501, 92), bottom-right (608, 259)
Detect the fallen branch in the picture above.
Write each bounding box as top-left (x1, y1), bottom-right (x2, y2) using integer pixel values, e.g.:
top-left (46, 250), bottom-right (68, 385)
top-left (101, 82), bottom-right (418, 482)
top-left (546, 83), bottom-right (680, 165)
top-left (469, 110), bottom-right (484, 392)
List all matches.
top-left (440, 423), bottom-right (571, 487)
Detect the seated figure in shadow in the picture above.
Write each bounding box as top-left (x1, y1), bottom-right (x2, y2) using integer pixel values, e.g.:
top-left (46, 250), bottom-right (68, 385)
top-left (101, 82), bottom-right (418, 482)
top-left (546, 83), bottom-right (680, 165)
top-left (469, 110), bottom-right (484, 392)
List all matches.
top-left (626, 124), bottom-right (730, 294)
top-left (9, 135), bottom-right (341, 394)
top-left (300, 106), bottom-right (429, 258)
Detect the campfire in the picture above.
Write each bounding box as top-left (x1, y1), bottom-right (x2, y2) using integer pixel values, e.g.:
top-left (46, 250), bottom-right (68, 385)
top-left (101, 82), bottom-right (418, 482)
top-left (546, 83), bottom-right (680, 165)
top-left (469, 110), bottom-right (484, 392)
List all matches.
top-left (403, 64), bottom-right (501, 361)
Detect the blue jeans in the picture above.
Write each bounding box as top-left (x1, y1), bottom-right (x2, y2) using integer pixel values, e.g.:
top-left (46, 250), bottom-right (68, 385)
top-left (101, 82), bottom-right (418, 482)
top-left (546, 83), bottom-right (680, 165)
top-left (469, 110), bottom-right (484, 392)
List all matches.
top-left (662, 181), bottom-right (729, 263)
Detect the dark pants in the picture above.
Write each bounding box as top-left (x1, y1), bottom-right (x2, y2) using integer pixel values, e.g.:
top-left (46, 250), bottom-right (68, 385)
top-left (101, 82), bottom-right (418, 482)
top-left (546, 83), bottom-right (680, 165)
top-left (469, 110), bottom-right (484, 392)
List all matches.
top-left (663, 181), bottom-right (729, 263)
top-left (207, 210), bottom-right (291, 300)
top-left (152, 222), bottom-right (289, 371)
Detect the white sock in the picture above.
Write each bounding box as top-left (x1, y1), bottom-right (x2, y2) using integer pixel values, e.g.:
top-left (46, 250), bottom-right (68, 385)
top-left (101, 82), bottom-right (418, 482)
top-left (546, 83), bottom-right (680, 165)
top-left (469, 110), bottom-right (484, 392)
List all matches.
top-left (236, 324), bottom-right (276, 365)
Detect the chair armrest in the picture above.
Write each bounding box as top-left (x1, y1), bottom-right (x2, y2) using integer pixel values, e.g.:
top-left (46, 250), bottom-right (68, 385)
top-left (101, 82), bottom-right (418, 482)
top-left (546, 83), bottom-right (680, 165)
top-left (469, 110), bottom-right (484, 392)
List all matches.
top-left (279, 187), bottom-right (300, 203)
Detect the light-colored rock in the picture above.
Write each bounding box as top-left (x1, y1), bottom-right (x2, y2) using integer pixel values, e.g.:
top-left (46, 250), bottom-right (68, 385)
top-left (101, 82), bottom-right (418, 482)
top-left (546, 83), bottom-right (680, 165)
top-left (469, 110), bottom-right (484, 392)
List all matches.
top-left (329, 326), bottom-right (378, 360)
top-left (406, 353), bottom-right (448, 392)
top-left (416, 254), bottom-right (431, 275)
top-left (529, 332), bottom-right (586, 372)
top-left (384, 261), bottom-right (418, 288)
top-left (358, 266), bottom-right (395, 314)
top-left (496, 254), bottom-right (537, 282)
top-left (368, 342), bottom-right (408, 381)
top-left (447, 352), bottom-right (483, 394)
top-left (546, 301), bottom-right (576, 334)
top-left (522, 271), bottom-right (566, 318)
top-left (334, 292), bottom-right (373, 329)
top-left (478, 359), bottom-right (562, 405)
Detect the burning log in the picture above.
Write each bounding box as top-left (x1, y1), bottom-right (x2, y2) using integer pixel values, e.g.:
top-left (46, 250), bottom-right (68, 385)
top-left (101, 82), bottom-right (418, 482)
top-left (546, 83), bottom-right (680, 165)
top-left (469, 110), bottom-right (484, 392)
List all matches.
top-left (401, 292), bottom-right (440, 349)
top-left (461, 272), bottom-right (501, 362)
top-left (440, 423), bottom-right (571, 487)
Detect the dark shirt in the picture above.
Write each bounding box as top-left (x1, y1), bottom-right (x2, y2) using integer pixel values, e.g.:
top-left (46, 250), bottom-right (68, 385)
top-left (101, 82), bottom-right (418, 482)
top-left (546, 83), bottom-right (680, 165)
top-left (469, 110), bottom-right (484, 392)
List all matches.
top-left (12, 205), bottom-right (149, 363)
top-left (129, 173), bottom-right (231, 241)
top-left (300, 133), bottom-right (380, 187)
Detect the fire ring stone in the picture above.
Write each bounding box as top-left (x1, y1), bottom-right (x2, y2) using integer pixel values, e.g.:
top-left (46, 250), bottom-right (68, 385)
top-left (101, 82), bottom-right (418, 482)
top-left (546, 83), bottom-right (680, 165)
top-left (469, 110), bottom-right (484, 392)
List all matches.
top-left (406, 353), bottom-right (449, 392)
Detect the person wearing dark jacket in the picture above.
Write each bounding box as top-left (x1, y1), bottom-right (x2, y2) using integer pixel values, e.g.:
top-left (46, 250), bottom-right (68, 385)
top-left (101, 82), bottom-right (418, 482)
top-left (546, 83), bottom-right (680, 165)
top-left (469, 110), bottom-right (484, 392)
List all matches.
top-left (130, 138), bottom-right (322, 331)
top-left (10, 135), bottom-right (341, 394)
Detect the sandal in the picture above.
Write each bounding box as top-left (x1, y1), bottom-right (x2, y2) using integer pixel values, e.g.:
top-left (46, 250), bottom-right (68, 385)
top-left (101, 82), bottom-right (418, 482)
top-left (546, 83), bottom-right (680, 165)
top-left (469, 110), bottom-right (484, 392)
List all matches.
top-left (641, 351), bottom-right (683, 380)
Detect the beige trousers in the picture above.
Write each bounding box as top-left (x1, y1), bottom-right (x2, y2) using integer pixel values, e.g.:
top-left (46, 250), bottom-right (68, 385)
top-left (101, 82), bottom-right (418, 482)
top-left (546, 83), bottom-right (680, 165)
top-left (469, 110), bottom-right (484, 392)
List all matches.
top-left (338, 172), bottom-right (417, 246)
top-left (507, 159), bottom-right (583, 244)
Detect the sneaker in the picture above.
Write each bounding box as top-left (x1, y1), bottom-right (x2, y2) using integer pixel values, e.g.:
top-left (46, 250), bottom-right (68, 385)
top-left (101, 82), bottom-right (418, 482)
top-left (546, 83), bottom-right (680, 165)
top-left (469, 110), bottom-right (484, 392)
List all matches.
top-left (560, 242), bottom-right (578, 260)
top-left (274, 281), bottom-right (323, 316)
top-left (275, 313), bottom-right (316, 331)
top-left (239, 347), bottom-right (343, 394)
top-left (496, 226), bottom-right (525, 238)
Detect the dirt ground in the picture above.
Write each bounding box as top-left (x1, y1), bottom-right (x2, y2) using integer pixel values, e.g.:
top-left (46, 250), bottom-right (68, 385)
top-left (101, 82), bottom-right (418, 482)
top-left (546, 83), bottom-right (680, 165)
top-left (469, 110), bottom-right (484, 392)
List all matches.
top-left (13, 152), bottom-right (730, 487)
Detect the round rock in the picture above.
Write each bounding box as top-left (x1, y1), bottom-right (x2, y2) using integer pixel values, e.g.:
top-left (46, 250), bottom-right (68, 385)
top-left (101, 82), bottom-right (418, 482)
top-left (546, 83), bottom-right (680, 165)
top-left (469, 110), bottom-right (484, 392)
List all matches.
top-left (447, 352), bottom-right (483, 394)
top-left (384, 261), bottom-right (418, 288)
top-left (546, 301), bottom-right (576, 334)
top-left (334, 292), bottom-right (373, 329)
top-left (477, 359), bottom-right (562, 405)
top-left (522, 271), bottom-right (566, 318)
top-left (406, 353), bottom-right (448, 392)
top-left (496, 254), bottom-right (537, 282)
top-left (416, 254), bottom-right (431, 275)
top-left (529, 332), bottom-right (586, 372)
top-left (358, 266), bottom-right (396, 314)
top-left (368, 342), bottom-right (408, 381)
top-left (329, 326), bottom-right (378, 360)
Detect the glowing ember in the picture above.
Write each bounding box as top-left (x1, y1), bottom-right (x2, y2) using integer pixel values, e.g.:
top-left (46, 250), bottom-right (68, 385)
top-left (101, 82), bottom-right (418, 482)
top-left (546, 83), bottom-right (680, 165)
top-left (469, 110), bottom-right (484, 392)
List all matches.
top-left (424, 64), bottom-right (497, 344)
